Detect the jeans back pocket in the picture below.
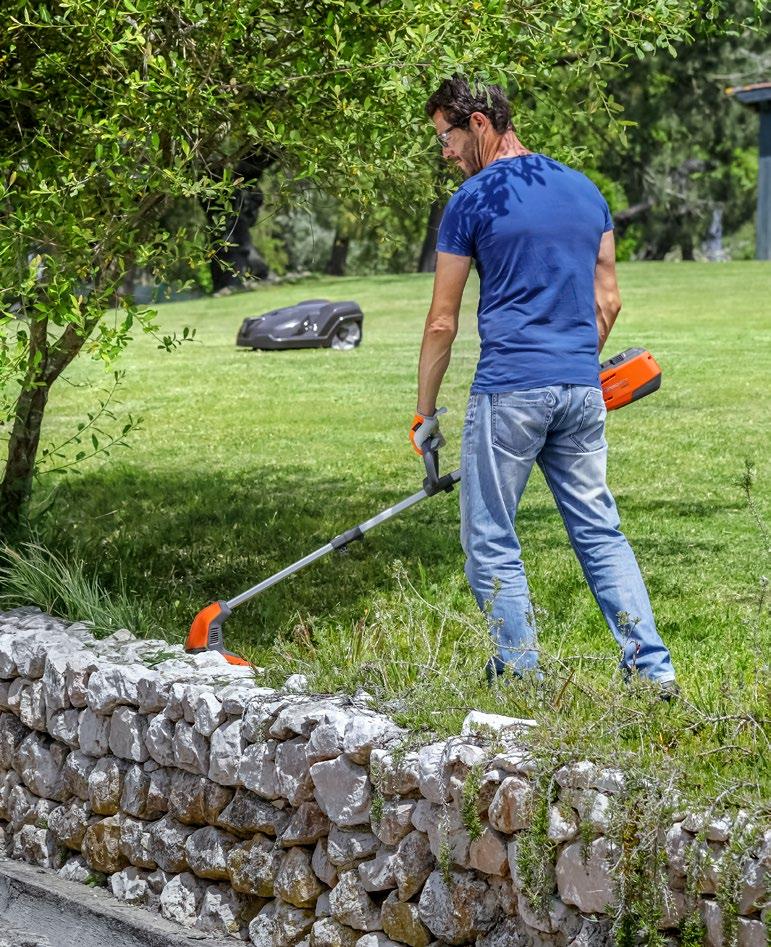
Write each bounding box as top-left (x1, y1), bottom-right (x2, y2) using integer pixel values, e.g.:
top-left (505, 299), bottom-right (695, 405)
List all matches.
top-left (570, 388), bottom-right (607, 452)
top-left (492, 391), bottom-right (553, 458)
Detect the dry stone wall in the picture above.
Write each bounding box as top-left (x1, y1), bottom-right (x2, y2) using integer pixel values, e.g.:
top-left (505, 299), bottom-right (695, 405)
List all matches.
top-left (0, 608), bottom-right (768, 947)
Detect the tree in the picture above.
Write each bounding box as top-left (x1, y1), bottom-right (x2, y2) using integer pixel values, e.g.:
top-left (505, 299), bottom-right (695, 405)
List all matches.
top-left (0, 0), bottom-right (714, 534)
top-left (592, 1), bottom-right (770, 258)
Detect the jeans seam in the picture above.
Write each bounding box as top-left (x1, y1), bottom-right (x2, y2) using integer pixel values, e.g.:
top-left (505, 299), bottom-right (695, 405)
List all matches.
top-left (537, 458), bottom-right (610, 628)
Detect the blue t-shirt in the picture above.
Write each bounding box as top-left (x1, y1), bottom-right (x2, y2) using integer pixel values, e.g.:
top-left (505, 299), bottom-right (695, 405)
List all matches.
top-left (436, 154), bottom-right (613, 392)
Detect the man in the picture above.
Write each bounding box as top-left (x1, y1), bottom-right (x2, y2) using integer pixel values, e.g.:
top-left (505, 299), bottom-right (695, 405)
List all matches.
top-left (410, 75), bottom-right (676, 692)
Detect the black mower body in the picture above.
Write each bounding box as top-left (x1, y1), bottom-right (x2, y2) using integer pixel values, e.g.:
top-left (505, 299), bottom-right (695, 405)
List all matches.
top-left (236, 299), bottom-right (364, 350)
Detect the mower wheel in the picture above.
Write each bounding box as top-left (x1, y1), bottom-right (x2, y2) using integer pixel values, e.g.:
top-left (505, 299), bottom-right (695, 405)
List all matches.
top-left (329, 319), bottom-right (362, 350)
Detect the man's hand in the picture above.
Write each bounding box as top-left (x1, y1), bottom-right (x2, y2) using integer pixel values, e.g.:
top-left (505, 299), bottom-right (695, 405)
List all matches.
top-left (410, 408), bottom-right (447, 456)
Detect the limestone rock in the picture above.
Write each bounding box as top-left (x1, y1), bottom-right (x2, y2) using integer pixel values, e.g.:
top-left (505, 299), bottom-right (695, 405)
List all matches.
top-left (475, 916), bottom-right (528, 947)
top-left (8, 783), bottom-right (58, 832)
top-left (82, 815), bottom-right (129, 873)
top-left (12, 824), bottom-right (64, 869)
top-left (358, 845), bottom-right (398, 892)
top-left (108, 706), bottom-right (149, 762)
top-left (239, 739), bottom-right (281, 799)
top-left (381, 890), bottom-right (432, 947)
top-left (342, 713), bottom-right (403, 764)
top-left (193, 690), bottom-right (227, 736)
top-left (217, 787), bottom-right (290, 837)
top-left (373, 799), bottom-right (416, 847)
top-left (275, 845), bottom-right (326, 909)
top-left (46, 707), bottom-right (80, 748)
top-left (269, 699), bottom-right (345, 741)
top-left (517, 893), bottom-right (582, 938)
top-left (209, 717), bottom-right (245, 786)
top-left (548, 804), bottom-right (579, 843)
top-left (61, 750), bottom-right (96, 801)
top-left (312, 838), bottom-right (339, 888)
top-left (48, 799), bottom-right (93, 850)
top-left (185, 825), bottom-right (239, 879)
top-left (168, 770), bottom-right (233, 826)
top-left (311, 756), bottom-right (372, 827)
top-left (195, 883), bottom-right (260, 935)
top-left (88, 756), bottom-right (127, 815)
top-left (19, 679), bottom-right (47, 730)
top-left (149, 815), bottom-right (196, 872)
top-left (329, 870), bottom-right (383, 932)
top-left (86, 663), bottom-right (145, 714)
top-left (160, 871), bottom-right (205, 927)
top-left (309, 917), bottom-right (360, 947)
top-left (554, 761), bottom-right (596, 790)
top-left (120, 814), bottom-right (157, 869)
top-left (327, 826), bottom-right (381, 870)
top-left (393, 830), bottom-right (435, 902)
top-left (228, 833), bottom-right (283, 897)
top-left (354, 936), bottom-right (402, 947)
top-left (739, 857), bottom-right (767, 915)
top-left (41, 650), bottom-right (72, 712)
top-left (417, 869), bottom-right (498, 944)
top-left (468, 824), bottom-right (509, 877)
top-left (173, 719), bottom-right (210, 775)
top-left (460, 710), bottom-right (536, 736)
top-left (146, 711), bottom-right (176, 766)
top-left (58, 854), bottom-right (92, 883)
top-left (556, 838), bottom-right (616, 914)
top-left (562, 788), bottom-right (611, 833)
top-left (65, 651), bottom-right (99, 708)
top-left (369, 748), bottom-right (420, 797)
top-left (249, 900), bottom-right (315, 946)
top-left (306, 709), bottom-right (353, 765)
top-left (488, 776), bottom-right (532, 834)
top-left (279, 800), bottom-right (331, 847)
top-left (0, 712), bottom-right (27, 769)
top-left (16, 731), bottom-right (69, 801)
top-left (417, 742), bottom-right (450, 804)
top-left (665, 822), bottom-right (691, 877)
top-left (110, 866), bottom-right (150, 904)
top-left (275, 736), bottom-right (316, 805)
top-left (146, 765), bottom-right (172, 818)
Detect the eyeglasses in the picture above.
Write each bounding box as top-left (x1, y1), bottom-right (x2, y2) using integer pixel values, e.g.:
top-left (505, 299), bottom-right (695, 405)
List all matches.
top-left (436, 118), bottom-right (469, 148)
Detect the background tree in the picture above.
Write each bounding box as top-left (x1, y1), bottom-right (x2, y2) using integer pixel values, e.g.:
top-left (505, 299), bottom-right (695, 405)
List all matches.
top-left (0, 0), bottom-right (736, 533)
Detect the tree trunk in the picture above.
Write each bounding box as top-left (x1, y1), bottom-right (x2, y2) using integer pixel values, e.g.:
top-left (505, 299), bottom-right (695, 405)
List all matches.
top-left (326, 227), bottom-right (350, 276)
top-left (0, 385), bottom-right (50, 537)
top-left (0, 314), bottom-right (91, 537)
top-left (205, 153), bottom-right (272, 292)
top-left (417, 199), bottom-right (445, 273)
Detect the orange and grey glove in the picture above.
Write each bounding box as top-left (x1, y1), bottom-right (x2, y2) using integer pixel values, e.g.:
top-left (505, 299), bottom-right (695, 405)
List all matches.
top-left (410, 407), bottom-right (447, 456)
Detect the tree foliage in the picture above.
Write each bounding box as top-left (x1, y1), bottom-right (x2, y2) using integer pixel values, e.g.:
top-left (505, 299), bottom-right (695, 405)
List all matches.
top-left (0, 0), bottom-right (732, 530)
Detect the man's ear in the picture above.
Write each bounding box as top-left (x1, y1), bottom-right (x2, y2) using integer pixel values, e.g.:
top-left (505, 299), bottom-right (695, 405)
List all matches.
top-left (469, 111), bottom-right (487, 133)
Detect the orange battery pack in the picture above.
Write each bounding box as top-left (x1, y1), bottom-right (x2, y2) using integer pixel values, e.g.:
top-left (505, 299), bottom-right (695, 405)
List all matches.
top-left (600, 347), bottom-right (661, 411)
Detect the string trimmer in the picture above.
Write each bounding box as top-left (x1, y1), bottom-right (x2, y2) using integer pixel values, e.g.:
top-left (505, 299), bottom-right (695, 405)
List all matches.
top-left (185, 347), bottom-right (661, 666)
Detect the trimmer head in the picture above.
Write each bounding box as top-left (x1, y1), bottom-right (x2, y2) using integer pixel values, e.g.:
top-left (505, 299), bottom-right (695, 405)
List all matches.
top-left (186, 601), bottom-right (251, 667)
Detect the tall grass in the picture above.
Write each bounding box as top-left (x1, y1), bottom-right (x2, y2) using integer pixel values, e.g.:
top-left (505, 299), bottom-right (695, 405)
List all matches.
top-left (0, 543), bottom-right (154, 639)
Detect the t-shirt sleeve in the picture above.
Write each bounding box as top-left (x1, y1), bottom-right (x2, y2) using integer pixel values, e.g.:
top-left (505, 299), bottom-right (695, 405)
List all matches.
top-left (436, 189), bottom-right (476, 256)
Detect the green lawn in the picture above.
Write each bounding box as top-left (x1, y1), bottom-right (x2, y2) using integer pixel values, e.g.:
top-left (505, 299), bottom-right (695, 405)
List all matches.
top-left (4, 262), bottom-right (770, 805)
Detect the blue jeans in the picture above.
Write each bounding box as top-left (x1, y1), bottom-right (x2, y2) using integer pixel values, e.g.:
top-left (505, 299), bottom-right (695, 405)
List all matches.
top-left (460, 385), bottom-right (675, 682)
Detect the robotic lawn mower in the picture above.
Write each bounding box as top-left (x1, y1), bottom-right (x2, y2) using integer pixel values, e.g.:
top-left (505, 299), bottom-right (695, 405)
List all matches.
top-left (236, 299), bottom-right (364, 351)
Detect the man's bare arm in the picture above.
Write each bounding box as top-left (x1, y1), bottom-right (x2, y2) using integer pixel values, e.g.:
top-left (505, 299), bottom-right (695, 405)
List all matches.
top-left (595, 230), bottom-right (622, 354)
top-left (417, 252), bottom-right (471, 415)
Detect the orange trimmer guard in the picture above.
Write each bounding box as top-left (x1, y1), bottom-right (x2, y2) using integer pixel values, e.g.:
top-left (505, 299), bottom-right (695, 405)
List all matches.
top-left (600, 347), bottom-right (662, 411)
top-left (186, 601), bottom-right (251, 667)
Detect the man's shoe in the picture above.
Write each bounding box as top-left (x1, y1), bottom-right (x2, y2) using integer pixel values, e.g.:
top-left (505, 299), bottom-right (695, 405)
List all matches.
top-left (657, 680), bottom-right (680, 702)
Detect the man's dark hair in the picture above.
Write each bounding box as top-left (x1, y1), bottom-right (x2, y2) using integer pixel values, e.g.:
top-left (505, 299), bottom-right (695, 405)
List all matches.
top-left (425, 74), bottom-right (512, 134)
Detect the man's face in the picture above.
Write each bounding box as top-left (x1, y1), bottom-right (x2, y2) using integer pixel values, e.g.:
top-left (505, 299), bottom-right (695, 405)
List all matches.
top-left (432, 110), bottom-right (481, 178)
